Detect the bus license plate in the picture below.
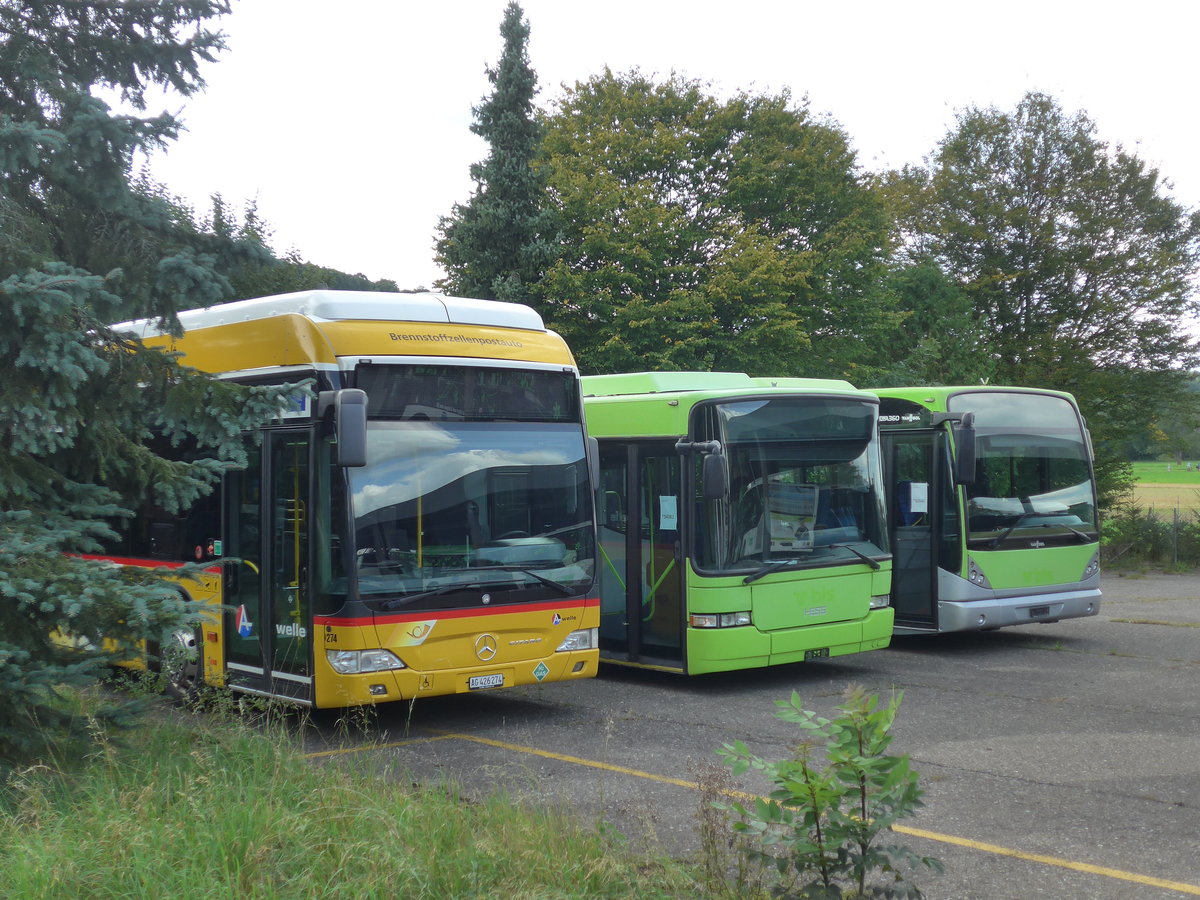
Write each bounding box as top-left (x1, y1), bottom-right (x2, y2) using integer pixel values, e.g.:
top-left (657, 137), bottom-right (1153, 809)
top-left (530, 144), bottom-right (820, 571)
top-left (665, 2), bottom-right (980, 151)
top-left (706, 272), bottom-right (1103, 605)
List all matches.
top-left (469, 673), bottom-right (505, 690)
top-left (804, 648), bottom-right (830, 660)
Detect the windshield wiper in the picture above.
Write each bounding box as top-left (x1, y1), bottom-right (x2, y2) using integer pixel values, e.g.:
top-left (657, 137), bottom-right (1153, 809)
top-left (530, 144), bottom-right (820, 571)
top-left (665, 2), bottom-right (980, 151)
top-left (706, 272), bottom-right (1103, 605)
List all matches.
top-left (985, 511), bottom-right (1090, 548)
top-left (824, 543), bottom-right (883, 570)
top-left (743, 559), bottom-right (800, 585)
top-left (986, 511), bottom-right (1041, 548)
top-left (742, 544), bottom-right (883, 584)
top-left (468, 565), bottom-right (575, 596)
top-left (378, 579), bottom-right (514, 611)
top-left (1058, 523), bottom-right (1096, 543)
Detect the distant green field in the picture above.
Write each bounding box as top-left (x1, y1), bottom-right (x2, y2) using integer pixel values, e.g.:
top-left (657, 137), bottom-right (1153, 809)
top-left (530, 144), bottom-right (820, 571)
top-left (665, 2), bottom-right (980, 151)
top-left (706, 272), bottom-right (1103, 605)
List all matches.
top-left (1130, 461), bottom-right (1200, 511)
top-left (1132, 461), bottom-right (1200, 485)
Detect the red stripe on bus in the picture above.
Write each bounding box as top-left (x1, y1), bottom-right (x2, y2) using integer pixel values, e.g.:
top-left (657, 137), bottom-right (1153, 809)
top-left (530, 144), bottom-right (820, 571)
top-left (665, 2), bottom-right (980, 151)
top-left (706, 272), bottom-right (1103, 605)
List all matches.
top-left (315, 596), bottom-right (600, 628)
top-left (76, 554), bottom-right (222, 574)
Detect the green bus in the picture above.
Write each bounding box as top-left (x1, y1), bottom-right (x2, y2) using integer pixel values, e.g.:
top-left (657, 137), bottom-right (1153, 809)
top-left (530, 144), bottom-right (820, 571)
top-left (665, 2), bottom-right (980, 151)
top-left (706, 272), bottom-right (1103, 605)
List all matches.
top-left (876, 386), bottom-right (1101, 634)
top-left (582, 372), bottom-right (894, 674)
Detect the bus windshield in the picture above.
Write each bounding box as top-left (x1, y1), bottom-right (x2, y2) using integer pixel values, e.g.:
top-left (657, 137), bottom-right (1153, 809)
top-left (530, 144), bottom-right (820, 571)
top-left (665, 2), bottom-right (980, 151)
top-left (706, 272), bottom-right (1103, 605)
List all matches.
top-left (693, 397), bottom-right (888, 573)
top-left (949, 391), bottom-right (1097, 548)
top-left (344, 420), bottom-right (595, 610)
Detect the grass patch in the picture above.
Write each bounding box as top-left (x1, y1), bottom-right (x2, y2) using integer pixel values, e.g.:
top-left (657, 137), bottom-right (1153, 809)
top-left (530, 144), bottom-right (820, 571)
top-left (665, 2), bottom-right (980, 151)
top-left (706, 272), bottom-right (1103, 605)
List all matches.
top-left (1018, 639), bottom-right (1066, 651)
top-left (1131, 461), bottom-right (1200, 485)
top-left (1110, 618), bottom-right (1200, 628)
top-left (0, 699), bottom-right (698, 900)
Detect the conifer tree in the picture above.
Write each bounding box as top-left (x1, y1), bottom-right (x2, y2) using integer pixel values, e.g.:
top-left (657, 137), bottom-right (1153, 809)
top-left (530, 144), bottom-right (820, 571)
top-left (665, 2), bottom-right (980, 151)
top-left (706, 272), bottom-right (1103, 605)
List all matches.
top-left (435, 1), bottom-right (556, 307)
top-left (0, 1), bottom-right (293, 767)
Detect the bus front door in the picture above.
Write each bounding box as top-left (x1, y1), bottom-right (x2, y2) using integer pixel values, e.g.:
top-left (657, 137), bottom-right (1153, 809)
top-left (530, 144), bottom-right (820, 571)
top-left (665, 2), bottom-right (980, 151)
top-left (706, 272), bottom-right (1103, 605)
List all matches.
top-left (224, 430), bottom-right (314, 703)
top-left (597, 442), bottom-right (684, 669)
top-left (885, 431), bottom-right (938, 628)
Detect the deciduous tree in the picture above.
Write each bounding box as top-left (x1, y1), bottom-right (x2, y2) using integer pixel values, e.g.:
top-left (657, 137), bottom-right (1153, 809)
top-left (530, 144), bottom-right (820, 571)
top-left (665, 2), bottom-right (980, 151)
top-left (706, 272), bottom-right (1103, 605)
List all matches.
top-left (893, 92), bottom-right (1200, 503)
top-left (536, 70), bottom-right (896, 377)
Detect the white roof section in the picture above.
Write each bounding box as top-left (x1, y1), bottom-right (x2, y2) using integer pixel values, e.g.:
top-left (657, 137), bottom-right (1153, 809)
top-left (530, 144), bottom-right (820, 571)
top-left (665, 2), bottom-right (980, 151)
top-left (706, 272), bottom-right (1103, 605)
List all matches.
top-left (115, 290), bottom-right (546, 338)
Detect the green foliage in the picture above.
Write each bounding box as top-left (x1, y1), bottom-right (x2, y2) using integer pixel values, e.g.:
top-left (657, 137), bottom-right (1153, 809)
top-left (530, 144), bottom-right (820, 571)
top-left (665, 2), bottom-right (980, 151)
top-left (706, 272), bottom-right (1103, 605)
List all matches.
top-left (0, 270), bottom-right (295, 768)
top-left (0, 1), bottom-right (299, 769)
top-left (890, 91), bottom-right (1200, 503)
top-left (1102, 500), bottom-right (1200, 569)
top-left (537, 70), bottom-right (896, 377)
top-left (865, 256), bottom-right (997, 387)
top-left (718, 689), bottom-right (942, 899)
top-left (436, 1), bottom-right (556, 305)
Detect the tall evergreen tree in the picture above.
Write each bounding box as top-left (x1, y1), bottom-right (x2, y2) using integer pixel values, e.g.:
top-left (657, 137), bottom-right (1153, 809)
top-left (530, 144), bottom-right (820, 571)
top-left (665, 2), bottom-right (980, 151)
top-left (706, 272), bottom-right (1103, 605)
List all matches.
top-left (0, 1), bottom-right (294, 767)
top-left (434, 1), bottom-right (556, 307)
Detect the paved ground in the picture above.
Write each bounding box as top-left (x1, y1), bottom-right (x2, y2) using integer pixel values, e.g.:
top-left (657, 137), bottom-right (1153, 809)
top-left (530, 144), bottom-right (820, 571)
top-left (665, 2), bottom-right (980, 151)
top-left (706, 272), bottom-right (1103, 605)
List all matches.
top-left (302, 570), bottom-right (1200, 899)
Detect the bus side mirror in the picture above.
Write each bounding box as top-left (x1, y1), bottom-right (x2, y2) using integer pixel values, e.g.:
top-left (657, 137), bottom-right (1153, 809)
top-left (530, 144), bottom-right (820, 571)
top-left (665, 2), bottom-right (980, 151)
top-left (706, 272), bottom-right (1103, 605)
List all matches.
top-left (676, 438), bottom-right (727, 499)
top-left (953, 412), bottom-right (976, 485)
top-left (702, 449), bottom-right (728, 500)
top-left (320, 389), bottom-right (368, 467)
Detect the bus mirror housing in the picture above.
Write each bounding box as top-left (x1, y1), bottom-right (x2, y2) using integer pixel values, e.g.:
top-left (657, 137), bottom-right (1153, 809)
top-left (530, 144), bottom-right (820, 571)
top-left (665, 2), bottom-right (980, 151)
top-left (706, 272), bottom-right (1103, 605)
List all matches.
top-left (676, 438), bottom-right (728, 499)
top-left (702, 450), bottom-right (728, 499)
top-left (319, 389), bottom-right (368, 467)
top-left (953, 412), bottom-right (976, 485)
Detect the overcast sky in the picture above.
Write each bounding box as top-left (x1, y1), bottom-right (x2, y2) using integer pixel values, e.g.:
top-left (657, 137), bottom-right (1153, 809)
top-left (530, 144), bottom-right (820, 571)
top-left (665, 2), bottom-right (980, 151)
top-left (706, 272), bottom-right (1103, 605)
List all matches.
top-left (143, 0), bottom-right (1200, 291)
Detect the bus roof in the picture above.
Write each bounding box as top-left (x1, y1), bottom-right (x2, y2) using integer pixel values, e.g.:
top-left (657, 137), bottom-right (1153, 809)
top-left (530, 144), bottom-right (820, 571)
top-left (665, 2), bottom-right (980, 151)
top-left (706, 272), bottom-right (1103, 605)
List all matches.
top-left (582, 371), bottom-right (859, 398)
top-left (113, 290), bottom-right (575, 375)
top-left (874, 385), bottom-right (1079, 410)
top-left (115, 289), bottom-right (546, 338)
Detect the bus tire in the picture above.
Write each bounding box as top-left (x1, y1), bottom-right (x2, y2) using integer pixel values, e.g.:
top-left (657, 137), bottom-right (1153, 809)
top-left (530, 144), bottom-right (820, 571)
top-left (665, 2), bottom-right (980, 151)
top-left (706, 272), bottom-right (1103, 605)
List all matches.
top-left (161, 627), bottom-right (203, 702)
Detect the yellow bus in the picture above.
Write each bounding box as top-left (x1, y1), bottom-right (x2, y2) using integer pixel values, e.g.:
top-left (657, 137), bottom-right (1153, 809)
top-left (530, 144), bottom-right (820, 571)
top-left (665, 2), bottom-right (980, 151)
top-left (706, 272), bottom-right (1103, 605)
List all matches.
top-left (103, 290), bottom-right (599, 708)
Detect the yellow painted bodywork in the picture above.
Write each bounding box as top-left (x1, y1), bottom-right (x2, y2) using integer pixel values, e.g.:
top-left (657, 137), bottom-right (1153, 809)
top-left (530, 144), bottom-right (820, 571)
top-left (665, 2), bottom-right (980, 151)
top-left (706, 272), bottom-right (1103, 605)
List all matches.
top-left (146, 315), bottom-right (576, 374)
top-left (313, 602), bottom-right (600, 709)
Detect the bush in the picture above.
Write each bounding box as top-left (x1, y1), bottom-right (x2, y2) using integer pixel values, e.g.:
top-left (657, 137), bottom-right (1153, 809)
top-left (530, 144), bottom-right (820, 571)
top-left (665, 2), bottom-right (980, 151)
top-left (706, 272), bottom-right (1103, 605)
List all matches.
top-left (1102, 500), bottom-right (1200, 569)
top-left (717, 688), bottom-right (942, 899)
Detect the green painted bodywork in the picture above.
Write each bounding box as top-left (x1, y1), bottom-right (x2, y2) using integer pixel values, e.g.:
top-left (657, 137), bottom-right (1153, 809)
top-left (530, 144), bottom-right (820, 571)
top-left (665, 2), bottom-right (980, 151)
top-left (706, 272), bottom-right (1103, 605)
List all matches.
top-left (969, 542), bottom-right (1096, 589)
top-left (583, 371), bottom-right (863, 438)
top-left (874, 384), bottom-right (1079, 413)
top-left (585, 371), bottom-right (893, 672)
top-left (685, 564), bottom-right (894, 673)
top-left (876, 384), bottom-right (1100, 631)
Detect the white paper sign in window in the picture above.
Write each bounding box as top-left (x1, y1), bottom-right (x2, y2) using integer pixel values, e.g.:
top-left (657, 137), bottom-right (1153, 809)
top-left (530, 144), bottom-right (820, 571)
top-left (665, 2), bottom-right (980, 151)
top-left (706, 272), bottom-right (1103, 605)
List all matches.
top-left (659, 495), bottom-right (678, 529)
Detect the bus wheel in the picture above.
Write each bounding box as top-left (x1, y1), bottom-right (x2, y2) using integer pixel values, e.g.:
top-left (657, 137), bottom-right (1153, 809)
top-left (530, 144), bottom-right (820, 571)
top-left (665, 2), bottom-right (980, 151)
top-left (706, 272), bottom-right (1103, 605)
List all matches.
top-left (161, 628), bottom-right (202, 701)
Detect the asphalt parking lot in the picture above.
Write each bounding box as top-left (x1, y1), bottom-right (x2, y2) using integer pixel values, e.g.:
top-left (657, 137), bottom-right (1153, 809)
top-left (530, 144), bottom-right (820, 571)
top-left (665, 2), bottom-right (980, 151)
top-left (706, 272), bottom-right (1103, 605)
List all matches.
top-left (302, 571), bottom-right (1200, 899)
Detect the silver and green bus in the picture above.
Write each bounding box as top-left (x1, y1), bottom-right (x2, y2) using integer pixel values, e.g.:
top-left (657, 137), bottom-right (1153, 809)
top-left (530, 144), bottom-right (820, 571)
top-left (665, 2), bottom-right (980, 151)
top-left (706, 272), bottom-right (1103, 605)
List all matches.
top-left (583, 372), bottom-right (894, 674)
top-left (876, 386), bottom-right (1101, 634)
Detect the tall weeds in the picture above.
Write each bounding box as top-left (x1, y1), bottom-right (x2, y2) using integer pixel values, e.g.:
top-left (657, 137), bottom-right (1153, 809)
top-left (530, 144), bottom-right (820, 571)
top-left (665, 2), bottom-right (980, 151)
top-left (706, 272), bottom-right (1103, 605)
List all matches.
top-left (0, 700), bottom-right (694, 900)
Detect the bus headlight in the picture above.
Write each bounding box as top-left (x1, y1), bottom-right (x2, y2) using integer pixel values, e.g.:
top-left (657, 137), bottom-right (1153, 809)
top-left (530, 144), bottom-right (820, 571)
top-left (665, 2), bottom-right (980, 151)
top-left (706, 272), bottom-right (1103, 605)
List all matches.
top-left (556, 628), bottom-right (597, 652)
top-left (869, 594), bottom-right (891, 609)
top-left (967, 556), bottom-right (992, 588)
top-left (326, 649), bottom-right (407, 674)
top-left (689, 612), bottom-right (752, 628)
top-left (1081, 552), bottom-right (1100, 580)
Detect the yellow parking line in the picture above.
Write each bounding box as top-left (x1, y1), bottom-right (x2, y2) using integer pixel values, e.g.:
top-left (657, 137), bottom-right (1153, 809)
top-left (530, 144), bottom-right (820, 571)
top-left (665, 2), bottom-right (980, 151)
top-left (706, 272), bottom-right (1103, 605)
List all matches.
top-left (302, 734), bottom-right (456, 759)
top-left (891, 825), bottom-right (1200, 895)
top-left (429, 729), bottom-right (1200, 897)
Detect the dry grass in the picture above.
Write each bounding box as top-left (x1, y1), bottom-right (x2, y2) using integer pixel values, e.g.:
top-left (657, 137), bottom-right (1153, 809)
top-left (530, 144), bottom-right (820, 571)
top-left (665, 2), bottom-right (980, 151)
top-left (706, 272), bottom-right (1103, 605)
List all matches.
top-left (1132, 483), bottom-right (1200, 513)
